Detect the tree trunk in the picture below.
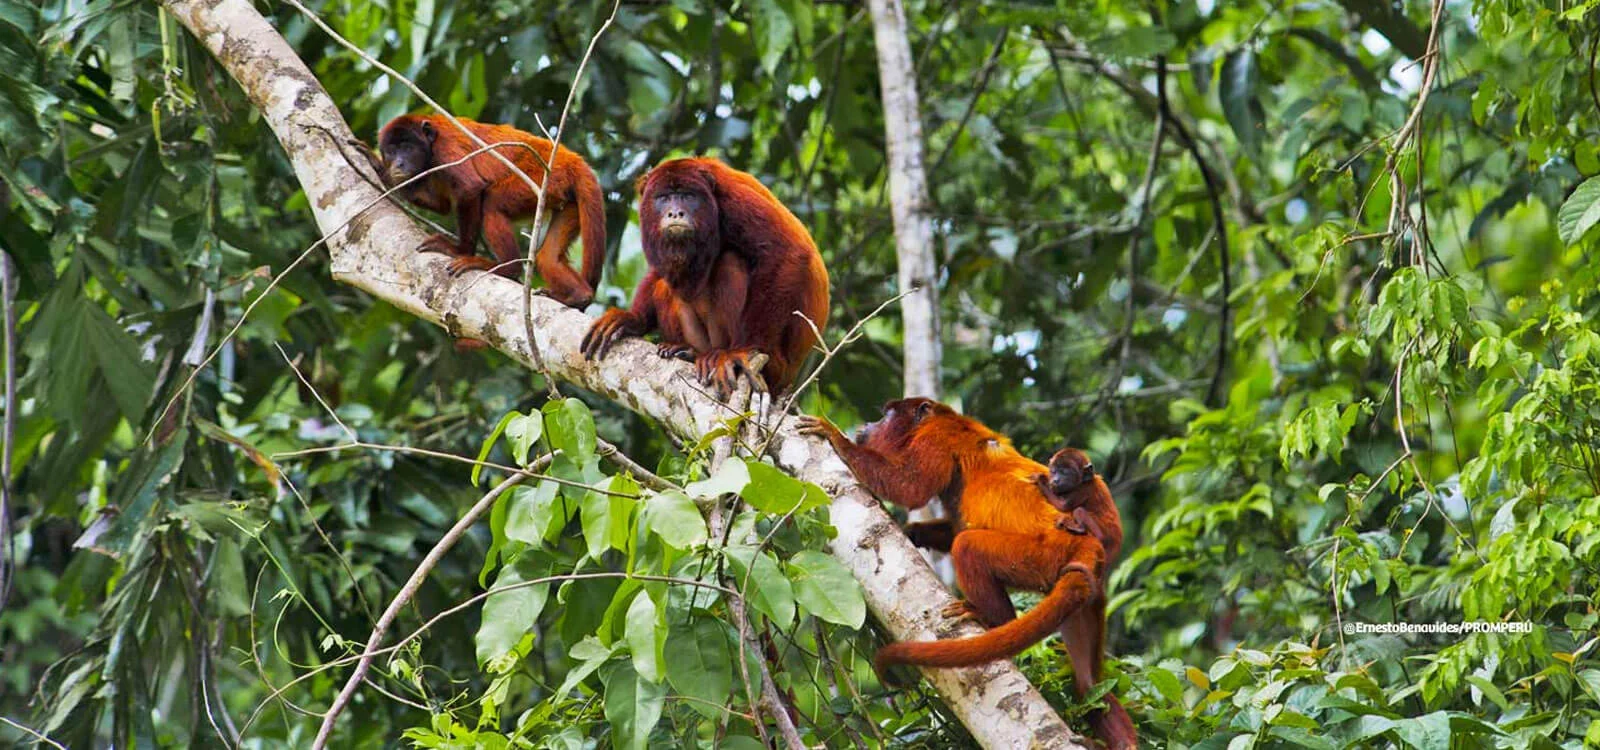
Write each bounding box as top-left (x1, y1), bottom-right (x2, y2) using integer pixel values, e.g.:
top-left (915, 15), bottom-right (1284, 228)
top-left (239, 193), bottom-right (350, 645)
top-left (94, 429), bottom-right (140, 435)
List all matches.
top-left (866, 0), bottom-right (942, 399)
top-left (162, 0), bottom-right (1084, 745)
top-left (867, 0), bottom-right (956, 581)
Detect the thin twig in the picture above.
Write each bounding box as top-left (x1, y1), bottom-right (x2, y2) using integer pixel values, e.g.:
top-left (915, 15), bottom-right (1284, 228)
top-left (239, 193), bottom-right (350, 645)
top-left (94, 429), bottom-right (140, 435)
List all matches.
top-left (281, 0), bottom-right (544, 201)
top-left (1104, 55), bottom-right (1168, 401)
top-left (0, 717), bottom-right (67, 750)
top-left (519, 0), bottom-right (621, 399)
top-left (0, 251), bottom-right (15, 613)
top-left (597, 438), bottom-right (681, 492)
top-left (146, 137), bottom-right (553, 444)
top-left (311, 462), bottom-right (546, 747)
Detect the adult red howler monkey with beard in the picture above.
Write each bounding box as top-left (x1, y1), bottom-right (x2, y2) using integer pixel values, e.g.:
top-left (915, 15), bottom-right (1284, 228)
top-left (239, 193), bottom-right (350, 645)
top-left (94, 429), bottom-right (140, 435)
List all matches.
top-left (580, 158), bottom-right (829, 398)
top-left (377, 114), bottom-right (606, 308)
top-left (796, 400), bottom-right (1136, 750)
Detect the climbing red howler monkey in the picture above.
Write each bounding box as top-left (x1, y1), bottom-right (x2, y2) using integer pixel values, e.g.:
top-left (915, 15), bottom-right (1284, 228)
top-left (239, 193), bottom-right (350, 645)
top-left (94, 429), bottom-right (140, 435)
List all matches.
top-left (796, 400), bottom-right (1136, 750)
top-left (377, 114), bottom-right (607, 308)
top-left (1035, 447), bottom-right (1124, 566)
top-left (580, 157), bottom-right (829, 398)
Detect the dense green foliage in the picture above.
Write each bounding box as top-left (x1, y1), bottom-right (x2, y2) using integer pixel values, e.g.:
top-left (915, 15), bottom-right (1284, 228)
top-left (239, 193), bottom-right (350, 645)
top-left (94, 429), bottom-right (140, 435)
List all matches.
top-left (4, 0), bottom-right (1600, 747)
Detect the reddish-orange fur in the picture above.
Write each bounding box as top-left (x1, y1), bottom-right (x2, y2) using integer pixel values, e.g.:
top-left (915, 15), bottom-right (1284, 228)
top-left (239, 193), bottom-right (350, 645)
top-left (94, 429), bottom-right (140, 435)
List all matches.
top-left (377, 114), bottom-right (606, 307)
top-left (797, 400), bottom-right (1136, 750)
top-left (581, 157), bottom-right (829, 396)
top-left (1035, 447), bottom-right (1124, 566)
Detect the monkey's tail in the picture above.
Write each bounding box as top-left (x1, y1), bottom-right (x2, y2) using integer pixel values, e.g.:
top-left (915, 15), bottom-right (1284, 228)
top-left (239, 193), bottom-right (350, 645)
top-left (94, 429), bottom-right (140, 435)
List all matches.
top-left (576, 165), bottom-right (607, 290)
top-left (1090, 696), bottom-right (1138, 750)
top-left (873, 570), bottom-right (1094, 671)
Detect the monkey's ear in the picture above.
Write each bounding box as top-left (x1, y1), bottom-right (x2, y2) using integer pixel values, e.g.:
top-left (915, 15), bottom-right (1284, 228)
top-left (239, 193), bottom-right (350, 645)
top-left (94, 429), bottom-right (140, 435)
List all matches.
top-left (633, 172), bottom-right (650, 196)
top-left (419, 119), bottom-right (437, 143)
top-left (915, 401), bottom-right (935, 421)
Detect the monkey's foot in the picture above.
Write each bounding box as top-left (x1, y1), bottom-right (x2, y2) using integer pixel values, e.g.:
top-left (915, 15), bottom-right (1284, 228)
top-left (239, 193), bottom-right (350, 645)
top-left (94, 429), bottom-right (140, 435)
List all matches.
top-left (445, 255), bottom-right (497, 277)
top-left (657, 342), bottom-right (696, 361)
top-left (695, 348), bottom-right (769, 400)
top-left (940, 600), bottom-right (983, 626)
top-left (580, 310), bottom-right (642, 361)
top-left (417, 233), bottom-right (465, 256)
top-left (1057, 518), bottom-right (1090, 535)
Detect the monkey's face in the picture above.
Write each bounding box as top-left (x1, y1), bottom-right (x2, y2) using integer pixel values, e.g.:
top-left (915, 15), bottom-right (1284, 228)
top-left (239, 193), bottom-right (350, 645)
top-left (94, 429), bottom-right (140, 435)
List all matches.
top-left (1047, 448), bottom-right (1094, 496)
top-left (856, 398), bottom-right (943, 448)
top-left (379, 118), bottom-right (437, 185)
top-left (652, 190), bottom-right (706, 242)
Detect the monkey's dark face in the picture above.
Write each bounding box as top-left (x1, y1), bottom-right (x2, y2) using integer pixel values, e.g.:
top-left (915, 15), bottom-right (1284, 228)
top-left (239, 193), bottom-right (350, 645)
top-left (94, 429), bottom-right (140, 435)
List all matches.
top-left (855, 398), bottom-right (943, 447)
top-left (378, 118), bottom-right (437, 185)
top-left (652, 190), bottom-right (705, 241)
top-left (1047, 448), bottom-right (1094, 496)
top-left (639, 164), bottom-right (721, 285)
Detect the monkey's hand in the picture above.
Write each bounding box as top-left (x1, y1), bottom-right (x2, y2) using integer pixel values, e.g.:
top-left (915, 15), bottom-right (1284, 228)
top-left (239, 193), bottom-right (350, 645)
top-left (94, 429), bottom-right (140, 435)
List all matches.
top-left (1056, 514), bottom-right (1089, 535)
top-left (795, 415), bottom-right (845, 446)
top-left (695, 348), bottom-right (768, 400)
top-left (581, 309), bottom-right (645, 361)
top-left (656, 342), bottom-right (696, 361)
top-left (1064, 561), bottom-right (1102, 599)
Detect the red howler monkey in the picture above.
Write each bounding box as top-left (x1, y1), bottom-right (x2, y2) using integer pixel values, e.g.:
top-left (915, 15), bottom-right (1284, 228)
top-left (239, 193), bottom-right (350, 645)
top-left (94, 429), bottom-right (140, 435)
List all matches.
top-left (797, 400), bottom-right (1136, 750)
top-left (580, 158), bottom-right (829, 398)
top-left (1035, 447), bottom-right (1123, 566)
top-left (377, 114), bottom-right (607, 308)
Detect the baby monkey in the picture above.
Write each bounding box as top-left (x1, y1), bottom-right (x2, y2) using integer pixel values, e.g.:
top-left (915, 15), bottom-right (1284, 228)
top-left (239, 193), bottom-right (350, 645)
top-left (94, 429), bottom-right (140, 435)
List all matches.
top-left (1033, 447), bottom-right (1122, 565)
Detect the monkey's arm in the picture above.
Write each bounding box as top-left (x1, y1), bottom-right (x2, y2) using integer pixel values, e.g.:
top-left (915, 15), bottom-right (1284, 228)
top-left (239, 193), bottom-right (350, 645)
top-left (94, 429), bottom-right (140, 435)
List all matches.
top-left (795, 417), bottom-right (952, 510)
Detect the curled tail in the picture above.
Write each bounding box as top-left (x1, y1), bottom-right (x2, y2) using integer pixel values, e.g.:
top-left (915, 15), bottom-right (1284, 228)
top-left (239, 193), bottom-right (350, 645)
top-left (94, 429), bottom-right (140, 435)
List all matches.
top-left (575, 164), bottom-right (607, 290)
top-left (874, 569), bottom-right (1095, 671)
top-left (1091, 695), bottom-right (1138, 750)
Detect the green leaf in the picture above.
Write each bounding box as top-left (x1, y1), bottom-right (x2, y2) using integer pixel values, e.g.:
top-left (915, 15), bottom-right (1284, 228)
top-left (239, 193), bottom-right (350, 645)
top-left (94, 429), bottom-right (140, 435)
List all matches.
top-left (601, 661), bottom-right (667, 750)
top-left (504, 412), bottom-right (544, 467)
top-left (746, 0), bottom-right (794, 74)
top-left (663, 618), bottom-right (734, 720)
top-left (725, 547), bottom-right (795, 629)
top-left (543, 398), bottom-right (596, 465)
top-left (1464, 675), bottom-right (1508, 711)
top-left (684, 458), bottom-right (750, 499)
top-left (739, 460), bottom-right (829, 515)
top-left (1392, 711), bottom-right (1451, 750)
top-left (83, 304), bottom-right (155, 422)
top-left (474, 412), bottom-right (519, 486)
top-left (504, 480), bottom-right (562, 547)
top-left (1219, 48), bottom-right (1265, 157)
top-left (642, 490), bottom-right (708, 549)
top-left (553, 636), bottom-right (616, 699)
top-left (581, 474), bottom-right (638, 559)
top-left (786, 551), bottom-right (865, 628)
top-left (475, 554), bottom-right (552, 666)
top-left (1558, 175), bottom-right (1600, 245)
top-left (624, 590), bottom-right (666, 683)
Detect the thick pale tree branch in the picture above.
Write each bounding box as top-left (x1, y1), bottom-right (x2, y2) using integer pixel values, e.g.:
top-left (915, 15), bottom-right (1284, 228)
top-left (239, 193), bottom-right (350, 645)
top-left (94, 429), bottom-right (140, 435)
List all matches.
top-left (163, 0), bottom-right (1086, 746)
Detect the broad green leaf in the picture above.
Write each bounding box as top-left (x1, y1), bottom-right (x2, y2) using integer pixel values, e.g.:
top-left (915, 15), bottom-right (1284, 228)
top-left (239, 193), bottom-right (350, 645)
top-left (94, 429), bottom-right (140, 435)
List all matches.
top-left (543, 398), bottom-right (597, 465)
top-left (1219, 48), bottom-right (1264, 157)
top-left (1558, 175), bottom-right (1600, 245)
top-left (504, 412), bottom-right (544, 467)
top-left (746, 0), bottom-right (794, 75)
top-left (740, 460), bottom-right (829, 515)
top-left (623, 590), bottom-right (665, 683)
top-left (504, 480), bottom-right (562, 547)
top-left (553, 636), bottom-right (616, 699)
top-left (1391, 711), bottom-right (1451, 750)
top-left (601, 661), bottom-right (667, 750)
top-left (786, 551), bottom-right (865, 627)
top-left (663, 618), bottom-right (734, 720)
top-left (684, 458), bottom-right (750, 499)
top-left (725, 547), bottom-right (795, 629)
top-left (581, 474), bottom-right (638, 559)
top-left (473, 411), bottom-right (519, 487)
top-left (642, 490), bottom-right (708, 549)
top-left (475, 555), bottom-right (552, 666)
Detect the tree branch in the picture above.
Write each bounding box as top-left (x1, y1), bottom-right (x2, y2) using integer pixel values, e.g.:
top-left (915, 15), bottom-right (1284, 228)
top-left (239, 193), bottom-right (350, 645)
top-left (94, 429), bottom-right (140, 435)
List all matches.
top-left (163, 0), bottom-right (1086, 746)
